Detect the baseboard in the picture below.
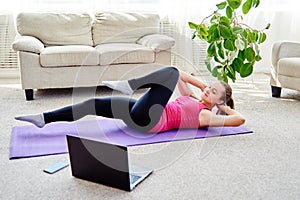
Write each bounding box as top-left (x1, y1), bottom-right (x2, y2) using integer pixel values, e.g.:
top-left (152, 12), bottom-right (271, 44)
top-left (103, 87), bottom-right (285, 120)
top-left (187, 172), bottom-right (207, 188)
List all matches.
top-left (0, 68), bottom-right (20, 79)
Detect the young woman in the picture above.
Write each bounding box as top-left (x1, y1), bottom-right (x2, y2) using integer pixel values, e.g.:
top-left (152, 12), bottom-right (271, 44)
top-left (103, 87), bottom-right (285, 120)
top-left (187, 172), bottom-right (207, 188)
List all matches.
top-left (15, 67), bottom-right (245, 133)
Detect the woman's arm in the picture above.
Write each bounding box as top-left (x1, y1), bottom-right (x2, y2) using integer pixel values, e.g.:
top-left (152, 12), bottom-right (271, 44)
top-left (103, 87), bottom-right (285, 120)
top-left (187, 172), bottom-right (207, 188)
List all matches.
top-left (177, 69), bottom-right (207, 98)
top-left (199, 105), bottom-right (246, 127)
top-left (179, 70), bottom-right (207, 91)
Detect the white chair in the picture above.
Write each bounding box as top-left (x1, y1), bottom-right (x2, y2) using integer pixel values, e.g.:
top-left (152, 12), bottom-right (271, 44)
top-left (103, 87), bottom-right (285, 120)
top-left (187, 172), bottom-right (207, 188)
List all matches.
top-left (271, 41), bottom-right (300, 97)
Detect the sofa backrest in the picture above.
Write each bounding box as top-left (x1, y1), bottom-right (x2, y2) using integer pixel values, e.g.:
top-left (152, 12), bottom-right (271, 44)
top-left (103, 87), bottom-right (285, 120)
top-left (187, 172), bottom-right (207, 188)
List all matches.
top-left (92, 12), bottom-right (160, 45)
top-left (16, 13), bottom-right (93, 46)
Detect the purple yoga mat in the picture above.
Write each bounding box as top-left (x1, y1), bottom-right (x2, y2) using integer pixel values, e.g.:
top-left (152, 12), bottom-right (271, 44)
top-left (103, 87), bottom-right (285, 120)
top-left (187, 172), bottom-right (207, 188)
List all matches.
top-left (10, 119), bottom-right (253, 159)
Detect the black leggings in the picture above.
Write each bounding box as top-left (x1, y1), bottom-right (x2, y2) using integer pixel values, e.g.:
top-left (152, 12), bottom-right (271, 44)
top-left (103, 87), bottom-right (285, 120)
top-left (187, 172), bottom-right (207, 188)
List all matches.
top-left (44, 67), bottom-right (179, 132)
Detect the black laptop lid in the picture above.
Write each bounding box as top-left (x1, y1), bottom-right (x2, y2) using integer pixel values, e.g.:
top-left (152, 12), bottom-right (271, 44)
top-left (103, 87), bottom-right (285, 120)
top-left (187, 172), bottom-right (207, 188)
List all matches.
top-left (66, 135), bottom-right (131, 191)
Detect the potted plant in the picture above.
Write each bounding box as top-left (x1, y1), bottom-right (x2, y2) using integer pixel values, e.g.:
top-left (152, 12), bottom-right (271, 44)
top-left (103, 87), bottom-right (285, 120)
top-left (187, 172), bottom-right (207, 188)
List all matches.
top-left (189, 0), bottom-right (270, 83)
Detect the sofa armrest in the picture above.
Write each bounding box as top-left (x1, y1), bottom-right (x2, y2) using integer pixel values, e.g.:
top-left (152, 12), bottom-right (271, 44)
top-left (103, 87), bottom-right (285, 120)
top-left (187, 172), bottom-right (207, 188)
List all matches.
top-left (272, 41), bottom-right (300, 68)
top-left (137, 34), bottom-right (175, 52)
top-left (12, 35), bottom-right (44, 54)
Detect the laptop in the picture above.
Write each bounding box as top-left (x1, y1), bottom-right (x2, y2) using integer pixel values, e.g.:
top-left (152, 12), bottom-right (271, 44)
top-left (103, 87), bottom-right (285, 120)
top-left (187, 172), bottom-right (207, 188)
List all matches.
top-left (66, 135), bottom-right (153, 191)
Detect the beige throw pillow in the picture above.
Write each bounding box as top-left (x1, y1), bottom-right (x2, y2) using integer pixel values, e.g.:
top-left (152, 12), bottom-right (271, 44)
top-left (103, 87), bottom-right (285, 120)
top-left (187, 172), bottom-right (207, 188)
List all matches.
top-left (12, 35), bottom-right (45, 53)
top-left (92, 12), bottom-right (160, 45)
top-left (137, 34), bottom-right (175, 52)
top-left (17, 13), bottom-right (93, 46)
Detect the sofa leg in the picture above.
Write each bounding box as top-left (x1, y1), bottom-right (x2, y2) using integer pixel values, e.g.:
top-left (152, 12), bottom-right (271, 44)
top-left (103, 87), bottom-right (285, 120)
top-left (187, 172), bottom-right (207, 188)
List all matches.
top-left (25, 89), bottom-right (34, 101)
top-left (271, 86), bottom-right (281, 98)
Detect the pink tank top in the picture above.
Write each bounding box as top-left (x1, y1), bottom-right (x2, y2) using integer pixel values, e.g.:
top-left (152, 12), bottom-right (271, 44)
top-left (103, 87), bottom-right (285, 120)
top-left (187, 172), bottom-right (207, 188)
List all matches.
top-left (149, 96), bottom-right (210, 133)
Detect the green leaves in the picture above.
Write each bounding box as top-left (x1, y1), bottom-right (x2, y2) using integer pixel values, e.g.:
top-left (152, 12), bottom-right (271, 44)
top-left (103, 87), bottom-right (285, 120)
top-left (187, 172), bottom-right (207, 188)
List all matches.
top-left (227, 0), bottom-right (242, 9)
top-left (232, 57), bottom-right (243, 73)
top-left (217, 1), bottom-right (227, 9)
top-left (188, 22), bottom-right (209, 40)
top-left (244, 47), bottom-right (255, 62)
top-left (226, 65), bottom-right (236, 82)
top-left (226, 6), bottom-right (233, 18)
top-left (199, 24), bottom-right (209, 37)
top-left (234, 38), bottom-right (245, 50)
top-left (224, 39), bottom-right (235, 51)
top-left (232, 26), bottom-right (244, 34)
top-left (258, 32), bottom-right (267, 44)
top-left (207, 43), bottom-right (216, 57)
top-left (188, 22), bottom-right (197, 29)
top-left (239, 63), bottom-right (253, 77)
top-left (189, 0), bottom-right (269, 83)
top-left (242, 0), bottom-right (252, 14)
top-left (219, 25), bottom-right (231, 39)
top-left (253, 0), bottom-right (260, 7)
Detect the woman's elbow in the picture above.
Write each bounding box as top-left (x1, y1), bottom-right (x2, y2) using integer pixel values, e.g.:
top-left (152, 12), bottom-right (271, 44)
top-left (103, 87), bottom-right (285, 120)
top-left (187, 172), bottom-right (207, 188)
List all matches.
top-left (237, 116), bottom-right (246, 126)
top-left (230, 115), bottom-right (246, 126)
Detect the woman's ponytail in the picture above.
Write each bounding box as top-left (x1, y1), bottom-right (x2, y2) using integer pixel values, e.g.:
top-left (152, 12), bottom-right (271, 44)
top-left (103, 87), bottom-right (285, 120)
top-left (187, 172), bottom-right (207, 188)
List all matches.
top-left (217, 81), bottom-right (235, 115)
top-left (226, 97), bottom-right (235, 110)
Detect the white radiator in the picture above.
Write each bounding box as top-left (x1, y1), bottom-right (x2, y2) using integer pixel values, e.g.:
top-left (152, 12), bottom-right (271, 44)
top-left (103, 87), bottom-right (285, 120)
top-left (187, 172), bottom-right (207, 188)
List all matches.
top-left (0, 14), bottom-right (18, 69)
top-left (160, 19), bottom-right (207, 73)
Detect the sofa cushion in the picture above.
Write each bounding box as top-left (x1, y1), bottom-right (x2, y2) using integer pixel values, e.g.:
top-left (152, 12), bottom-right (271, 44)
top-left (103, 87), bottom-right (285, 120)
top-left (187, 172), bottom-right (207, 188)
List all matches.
top-left (137, 34), bottom-right (175, 52)
top-left (40, 45), bottom-right (99, 67)
top-left (95, 43), bottom-right (155, 65)
top-left (92, 12), bottom-right (160, 45)
top-left (17, 13), bottom-right (93, 46)
top-left (278, 58), bottom-right (300, 77)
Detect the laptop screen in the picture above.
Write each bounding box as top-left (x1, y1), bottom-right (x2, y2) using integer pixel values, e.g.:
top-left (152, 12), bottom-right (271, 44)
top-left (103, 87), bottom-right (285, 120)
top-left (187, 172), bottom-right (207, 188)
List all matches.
top-left (66, 135), bottom-right (132, 191)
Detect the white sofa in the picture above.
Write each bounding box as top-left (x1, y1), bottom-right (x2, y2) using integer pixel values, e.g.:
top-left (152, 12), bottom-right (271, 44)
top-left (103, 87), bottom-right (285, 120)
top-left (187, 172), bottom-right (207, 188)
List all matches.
top-left (271, 41), bottom-right (300, 97)
top-left (12, 12), bottom-right (175, 100)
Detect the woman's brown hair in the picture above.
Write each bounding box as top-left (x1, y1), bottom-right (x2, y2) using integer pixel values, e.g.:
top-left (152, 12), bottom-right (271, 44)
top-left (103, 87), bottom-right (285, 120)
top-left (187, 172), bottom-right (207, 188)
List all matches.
top-left (217, 81), bottom-right (235, 115)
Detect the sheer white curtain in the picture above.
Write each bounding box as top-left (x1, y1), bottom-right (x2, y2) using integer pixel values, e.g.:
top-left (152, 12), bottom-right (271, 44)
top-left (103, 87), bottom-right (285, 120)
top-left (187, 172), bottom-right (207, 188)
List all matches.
top-left (158, 0), bottom-right (220, 73)
top-left (244, 0), bottom-right (300, 72)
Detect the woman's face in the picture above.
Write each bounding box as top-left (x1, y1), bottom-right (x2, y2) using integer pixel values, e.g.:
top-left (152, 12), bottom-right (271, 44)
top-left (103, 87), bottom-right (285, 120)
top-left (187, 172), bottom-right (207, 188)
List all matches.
top-left (201, 82), bottom-right (226, 107)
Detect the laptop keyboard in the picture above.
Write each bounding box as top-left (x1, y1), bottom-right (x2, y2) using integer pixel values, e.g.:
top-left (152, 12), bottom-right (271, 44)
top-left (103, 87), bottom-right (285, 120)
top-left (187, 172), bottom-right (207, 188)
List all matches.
top-left (130, 174), bottom-right (141, 184)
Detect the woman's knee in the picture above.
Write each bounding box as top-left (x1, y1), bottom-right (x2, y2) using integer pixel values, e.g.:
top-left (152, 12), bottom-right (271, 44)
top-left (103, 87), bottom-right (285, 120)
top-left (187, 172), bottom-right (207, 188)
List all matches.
top-left (163, 66), bottom-right (179, 86)
top-left (168, 66), bottom-right (179, 79)
top-left (166, 66), bottom-right (179, 73)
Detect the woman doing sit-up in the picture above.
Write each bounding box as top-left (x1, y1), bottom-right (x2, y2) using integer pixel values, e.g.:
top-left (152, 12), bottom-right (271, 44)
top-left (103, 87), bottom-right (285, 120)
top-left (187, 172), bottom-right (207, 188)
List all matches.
top-left (15, 67), bottom-right (245, 133)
